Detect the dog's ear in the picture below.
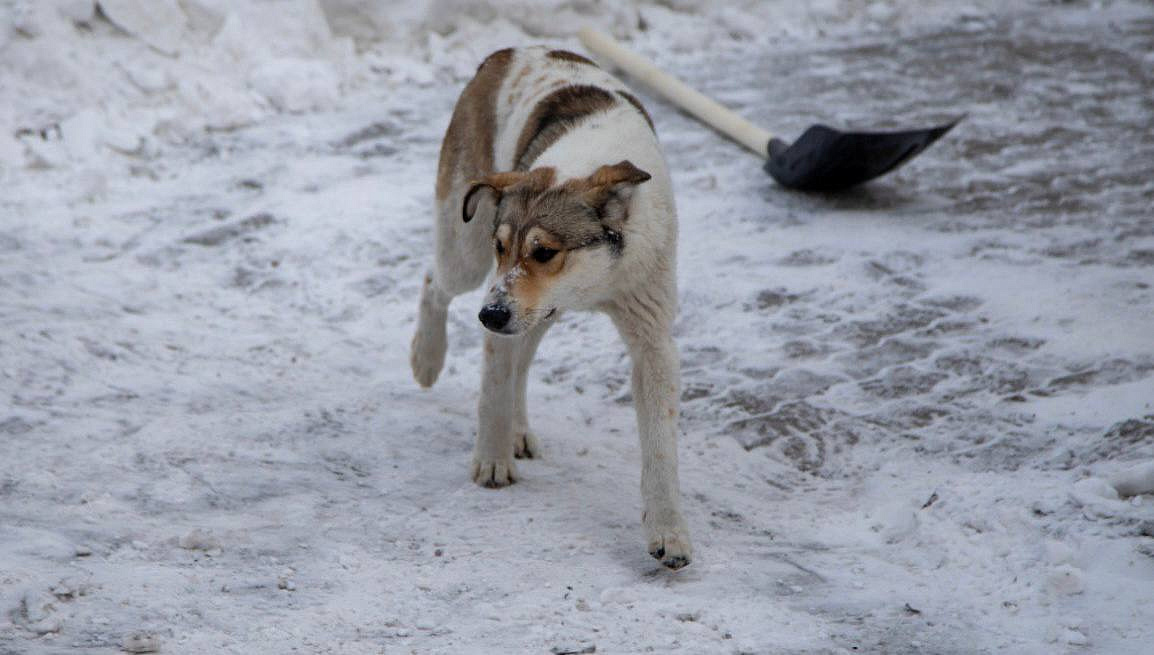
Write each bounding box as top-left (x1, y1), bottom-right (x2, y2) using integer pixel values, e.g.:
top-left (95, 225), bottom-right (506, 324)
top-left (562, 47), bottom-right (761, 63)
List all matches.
top-left (462, 168), bottom-right (557, 223)
top-left (461, 180), bottom-right (499, 223)
top-left (462, 172), bottom-right (518, 223)
top-left (577, 160), bottom-right (651, 225)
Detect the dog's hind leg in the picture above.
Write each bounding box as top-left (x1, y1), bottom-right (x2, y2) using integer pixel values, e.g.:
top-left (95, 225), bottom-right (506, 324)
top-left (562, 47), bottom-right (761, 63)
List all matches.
top-left (410, 201), bottom-right (494, 388)
top-left (410, 270), bottom-right (452, 387)
top-left (511, 315), bottom-right (557, 459)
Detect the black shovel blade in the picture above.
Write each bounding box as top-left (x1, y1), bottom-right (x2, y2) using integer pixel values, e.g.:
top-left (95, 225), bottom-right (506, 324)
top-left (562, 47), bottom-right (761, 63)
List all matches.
top-left (764, 118), bottom-right (960, 191)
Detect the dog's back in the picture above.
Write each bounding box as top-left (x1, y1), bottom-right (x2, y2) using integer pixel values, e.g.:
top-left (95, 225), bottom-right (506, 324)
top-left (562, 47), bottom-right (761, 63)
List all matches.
top-left (437, 46), bottom-right (665, 213)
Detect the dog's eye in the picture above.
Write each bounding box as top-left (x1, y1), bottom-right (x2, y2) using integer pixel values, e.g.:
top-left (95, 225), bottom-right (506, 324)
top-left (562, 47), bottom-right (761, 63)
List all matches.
top-left (495, 240), bottom-right (505, 256)
top-left (532, 247), bottom-right (558, 263)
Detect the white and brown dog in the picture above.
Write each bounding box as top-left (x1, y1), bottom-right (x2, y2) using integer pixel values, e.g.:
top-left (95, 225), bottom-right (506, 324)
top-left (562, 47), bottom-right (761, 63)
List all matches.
top-left (410, 46), bottom-right (691, 569)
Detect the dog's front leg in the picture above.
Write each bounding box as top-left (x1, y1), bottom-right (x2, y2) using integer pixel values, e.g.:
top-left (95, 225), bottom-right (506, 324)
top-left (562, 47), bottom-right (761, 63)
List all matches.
top-left (510, 317), bottom-right (555, 459)
top-left (618, 321), bottom-right (693, 569)
top-left (472, 332), bottom-right (519, 487)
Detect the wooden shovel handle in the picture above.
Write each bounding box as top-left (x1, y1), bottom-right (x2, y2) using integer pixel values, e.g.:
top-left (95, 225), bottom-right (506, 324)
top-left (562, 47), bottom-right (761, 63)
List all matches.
top-left (577, 27), bottom-right (772, 158)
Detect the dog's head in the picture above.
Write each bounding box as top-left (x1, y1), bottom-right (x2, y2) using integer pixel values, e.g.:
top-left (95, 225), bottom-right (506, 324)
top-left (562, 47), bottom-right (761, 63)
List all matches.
top-left (462, 160), bottom-right (651, 335)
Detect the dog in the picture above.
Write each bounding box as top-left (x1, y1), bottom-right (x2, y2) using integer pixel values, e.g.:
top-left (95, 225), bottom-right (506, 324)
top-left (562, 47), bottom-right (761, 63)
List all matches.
top-left (410, 46), bottom-right (691, 569)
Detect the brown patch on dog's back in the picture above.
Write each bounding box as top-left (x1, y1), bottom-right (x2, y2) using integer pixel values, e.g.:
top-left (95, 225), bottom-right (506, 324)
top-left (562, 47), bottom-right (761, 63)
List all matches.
top-left (547, 49), bottom-right (598, 67)
top-left (436, 48), bottom-right (514, 202)
top-left (617, 90), bottom-right (655, 132)
top-left (514, 85), bottom-right (617, 170)
top-left (476, 48), bottom-right (513, 74)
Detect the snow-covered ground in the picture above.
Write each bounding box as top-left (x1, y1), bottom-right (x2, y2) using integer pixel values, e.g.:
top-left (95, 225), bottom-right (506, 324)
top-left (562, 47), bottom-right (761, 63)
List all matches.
top-left (3, 1), bottom-right (1154, 653)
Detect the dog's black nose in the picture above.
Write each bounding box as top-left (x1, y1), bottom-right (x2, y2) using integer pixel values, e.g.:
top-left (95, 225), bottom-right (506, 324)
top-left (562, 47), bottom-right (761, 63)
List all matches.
top-left (478, 304), bottom-right (511, 331)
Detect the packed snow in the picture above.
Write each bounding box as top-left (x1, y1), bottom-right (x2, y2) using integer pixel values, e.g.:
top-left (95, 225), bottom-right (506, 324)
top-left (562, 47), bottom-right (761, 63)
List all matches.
top-left (2, 1), bottom-right (1153, 653)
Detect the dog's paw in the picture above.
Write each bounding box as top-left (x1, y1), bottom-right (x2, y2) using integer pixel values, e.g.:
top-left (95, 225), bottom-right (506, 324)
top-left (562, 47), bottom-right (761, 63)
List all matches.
top-left (644, 511), bottom-right (693, 570)
top-left (513, 431), bottom-right (539, 459)
top-left (471, 457), bottom-right (517, 488)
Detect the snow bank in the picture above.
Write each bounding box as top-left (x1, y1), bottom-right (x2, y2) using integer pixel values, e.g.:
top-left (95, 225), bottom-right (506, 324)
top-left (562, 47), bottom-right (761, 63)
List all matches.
top-left (1, 0), bottom-right (1011, 179)
top-left (1, 0), bottom-right (360, 176)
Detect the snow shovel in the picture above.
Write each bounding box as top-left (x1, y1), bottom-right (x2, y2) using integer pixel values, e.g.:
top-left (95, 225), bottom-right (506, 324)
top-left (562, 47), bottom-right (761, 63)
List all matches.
top-left (577, 28), bottom-right (960, 191)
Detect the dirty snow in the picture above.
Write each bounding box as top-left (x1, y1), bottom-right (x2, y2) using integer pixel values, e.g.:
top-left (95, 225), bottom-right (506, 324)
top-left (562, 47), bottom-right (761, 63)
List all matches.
top-left (2, 1), bottom-right (1153, 653)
